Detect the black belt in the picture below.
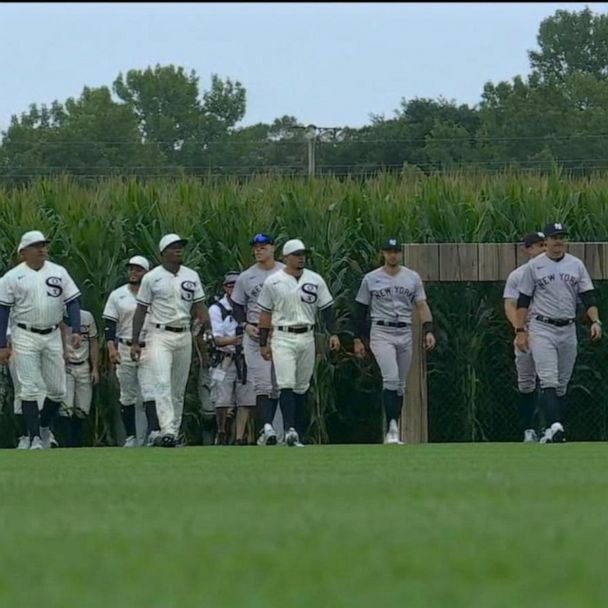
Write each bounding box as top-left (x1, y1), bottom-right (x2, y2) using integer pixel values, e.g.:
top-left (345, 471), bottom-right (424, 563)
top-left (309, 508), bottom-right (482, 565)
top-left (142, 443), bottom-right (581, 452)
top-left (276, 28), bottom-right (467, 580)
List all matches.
top-left (535, 315), bottom-right (575, 327)
top-left (155, 324), bottom-right (188, 333)
top-left (277, 325), bottom-right (314, 334)
top-left (374, 321), bottom-right (410, 328)
top-left (17, 323), bottom-right (58, 335)
top-left (68, 360), bottom-right (86, 366)
top-left (118, 338), bottom-right (146, 347)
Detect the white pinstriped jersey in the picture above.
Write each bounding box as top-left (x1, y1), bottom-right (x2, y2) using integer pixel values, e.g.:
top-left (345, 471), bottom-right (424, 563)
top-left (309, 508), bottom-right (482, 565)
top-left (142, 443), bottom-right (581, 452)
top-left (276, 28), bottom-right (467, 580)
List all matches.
top-left (137, 265), bottom-right (205, 326)
top-left (65, 309), bottom-right (98, 364)
top-left (0, 261), bottom-right (80, 328)
top-left (258, 268), bottom-right (334, 326)
top-left (231, 262), bottom-right (285, 324)
top-left (103, 284), bottom-right (150, 341)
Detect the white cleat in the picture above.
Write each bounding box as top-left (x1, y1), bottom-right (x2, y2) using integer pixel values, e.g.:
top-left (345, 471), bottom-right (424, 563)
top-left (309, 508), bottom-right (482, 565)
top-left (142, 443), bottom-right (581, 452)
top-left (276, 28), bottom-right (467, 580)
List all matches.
top-left (257, 423), bottom-right (278, 446)
top-left (147, 430), bottom-right (161, 447)
top-left (285, 427), bottom-right (304, 447)
top-left (523, 429), bottom-right (538, 443)
top-left (539, 423), bottom-right (566, 444)
top-left (124, 435), bottom-right (137, 448)
top-left (50, 431), bottom-right (59, 448)
top-left (29, 436), bottom-right (44, 450)
top-left (40, 427), bottom-right (52, 449)
top-left (384, 420), bottom-right (403, 445)
top-left (16, 436), bottom-right (30, 450)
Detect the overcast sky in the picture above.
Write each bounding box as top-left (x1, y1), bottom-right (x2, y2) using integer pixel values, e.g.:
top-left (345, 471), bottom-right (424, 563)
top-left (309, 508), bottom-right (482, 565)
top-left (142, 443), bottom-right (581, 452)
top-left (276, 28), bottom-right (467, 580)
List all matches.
top-left (0, 2), bottom-right (600, 132)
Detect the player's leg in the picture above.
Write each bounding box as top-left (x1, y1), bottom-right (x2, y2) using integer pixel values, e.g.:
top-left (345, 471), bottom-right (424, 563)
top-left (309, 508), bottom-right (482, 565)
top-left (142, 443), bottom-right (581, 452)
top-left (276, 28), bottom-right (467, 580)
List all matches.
top-left (8, 355), bottom-right (29, 449)
top-left (235, 364), bottom-right (257, 444)
top-left (116, 342), bottom-right (138, 446)
top-left (390, 329), bottom-right (414, 444)
top-left (148, 329), bottom-right (176, 445)
top-left (289, 333), bottom-right (316, 446)
top-left (39, 331), bottom-right (68, 447)
top-left (137, 345), bottom-right (160, 445)
top-left (272, 332), bottom-right (299, 434)
top-left (515, 347), bottom-right (538, 441)
top-left (168, 333), bottom-right (192, 445)
top-left (71, 363), bottom-right (93, 448)
top-left (57, 366), bottom-right (76, 447)
top-left (554, 325), bottom-right (578, 438)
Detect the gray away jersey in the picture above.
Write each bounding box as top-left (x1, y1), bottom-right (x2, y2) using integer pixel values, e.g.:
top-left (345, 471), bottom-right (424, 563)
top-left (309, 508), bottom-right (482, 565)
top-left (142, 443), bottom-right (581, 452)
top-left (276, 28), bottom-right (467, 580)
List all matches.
top-left (355, 266), bottom-right (426, 324)
top-left (518, 252), bottom-right (593, 319)
top-left (231, 262), bottom-right (285, 324)
top-left (503, 264), bottom-right (535, 321)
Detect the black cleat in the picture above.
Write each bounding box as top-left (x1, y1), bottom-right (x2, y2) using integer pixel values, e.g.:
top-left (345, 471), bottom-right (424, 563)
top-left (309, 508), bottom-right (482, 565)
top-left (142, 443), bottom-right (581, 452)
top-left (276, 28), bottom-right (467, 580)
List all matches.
top-left (160, 434), bottom-right (177, 448)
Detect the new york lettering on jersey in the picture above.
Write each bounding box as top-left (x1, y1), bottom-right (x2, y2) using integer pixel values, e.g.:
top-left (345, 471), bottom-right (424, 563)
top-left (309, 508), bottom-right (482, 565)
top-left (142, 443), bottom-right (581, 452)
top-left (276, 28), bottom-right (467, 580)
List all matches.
top-left (103, 284), bottom-right (150, 341)
top-left (0, 261), bottom-right (80, 328)
top-left (258, 268), bottom-right (333, 326)
top-left (137, 266), bottom-right (205, 326)
top-left (355, 267), bottom-right (425, 324)
top-left (231, 262), bottom-right (285, 324)
top-left (519, 253), bottom-right (593, 319)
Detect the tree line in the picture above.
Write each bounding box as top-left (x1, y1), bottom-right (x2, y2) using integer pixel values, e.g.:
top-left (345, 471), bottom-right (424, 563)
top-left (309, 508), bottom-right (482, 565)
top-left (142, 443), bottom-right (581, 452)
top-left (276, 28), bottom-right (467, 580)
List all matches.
top-left (2, 8), bottom-right (608, 180)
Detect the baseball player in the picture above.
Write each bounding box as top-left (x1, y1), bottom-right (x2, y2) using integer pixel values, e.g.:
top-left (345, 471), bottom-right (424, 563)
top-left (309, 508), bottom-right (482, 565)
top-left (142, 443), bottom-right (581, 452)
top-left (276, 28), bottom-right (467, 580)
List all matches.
top-left (59, 307), bottom-right (99, 447)
top-left (103, 256), bottom-right (156, 447)
top-left (353, 237), bottom-right (436, 445)
top-left (0, 230), bottom-right (81, 450)
top-left (231, 233), bottom-right (285, 445)
top-left (131, 234), bottom-right (208, 448)
top-left (257, 238), bottom-right (340, 447)
top-left (503, 232), bottom-right (546, 442)
top-left (516, 222), bottom-right (602, 443)
top-left (209, 271), bottom-right (256, 445)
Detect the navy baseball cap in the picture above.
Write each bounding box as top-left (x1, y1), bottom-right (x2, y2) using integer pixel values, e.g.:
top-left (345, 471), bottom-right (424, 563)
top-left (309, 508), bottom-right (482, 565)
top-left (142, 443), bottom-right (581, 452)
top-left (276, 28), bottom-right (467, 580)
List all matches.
top-left (250, 233), bottom-right (274, 246)
top-left (380, 237), bottom-right (402, 251)
top-left (543, 222), bottom-right (569, 237)
top-left (523, 232), bottom-right (545, 248)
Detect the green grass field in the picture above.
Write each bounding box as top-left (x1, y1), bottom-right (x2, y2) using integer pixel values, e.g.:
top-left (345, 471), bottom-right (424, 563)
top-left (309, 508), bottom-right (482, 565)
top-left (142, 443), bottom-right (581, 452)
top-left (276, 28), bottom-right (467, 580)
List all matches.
top-left (1, 444), bottom-right (607, 608)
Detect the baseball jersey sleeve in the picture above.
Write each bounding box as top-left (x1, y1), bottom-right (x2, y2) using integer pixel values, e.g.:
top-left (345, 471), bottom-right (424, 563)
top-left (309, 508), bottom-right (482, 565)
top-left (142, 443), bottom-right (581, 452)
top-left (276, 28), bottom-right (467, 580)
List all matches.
top-left (102, 292), bottom-right (118, 321)
top-left (89, 314), bottom-right (98, 339)
top-left (257, 282), bottom-right (274, 313)
top-left (503, 270), bottom-right (519, 300)
top-left (355, 276), bottom-right (371, 305)
top-left (62, 268), bottom-right (81, 304)
top-left (0, 276), bottom-right (14, 307)
top-left (193, 273), bottom-right (205, 303)
top-left (578, 261), bottom-right (594, 293)
top-left (231, 275), bottom-right (247, 307)
top-left (317, 277), bottom-right (334, 310)
top-left (209, 304), bottom-right (224, 338)
top-left (413, 273), bottom-right (427, 303)
top-left (137, 274), bottom-right (153, 307)
top-left (518, 263), bottom-right (535, 297)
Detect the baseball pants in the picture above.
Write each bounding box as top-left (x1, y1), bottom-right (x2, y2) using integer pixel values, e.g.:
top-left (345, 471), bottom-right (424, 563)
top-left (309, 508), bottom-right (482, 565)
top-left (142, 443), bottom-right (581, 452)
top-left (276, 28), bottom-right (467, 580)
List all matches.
top-left (528, 319), bottom-right (577, 397)
top-left (116, 342), bottom-right (155, 405)
top-left (211, 355), bottom-right (256, 408)
top-left (243, 333), bottom-right (279, 398)
top-left (8, 355), bottom-right (45, 414)
top-left (62, 362), bottom-right (93, 417)
top-left (11, 326), bottom-right (66, 405)
top-left (514, 346), bottom-right (536, 393)
top-left (369, 325), bottom-right (413, 396)
top-left (272, 330), bottom-right (315, 394)
top-left (148, 329), bottom-right (192, 437)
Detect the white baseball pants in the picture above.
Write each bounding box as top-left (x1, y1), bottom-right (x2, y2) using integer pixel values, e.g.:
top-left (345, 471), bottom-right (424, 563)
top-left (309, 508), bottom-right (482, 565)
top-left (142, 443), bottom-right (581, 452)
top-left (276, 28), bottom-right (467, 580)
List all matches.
top-left (63, 362), bottom-right (93, 416)
top-left (271, 330), bottom-right (315, 394)
top-left (116, 342), bottom-right (155, 405)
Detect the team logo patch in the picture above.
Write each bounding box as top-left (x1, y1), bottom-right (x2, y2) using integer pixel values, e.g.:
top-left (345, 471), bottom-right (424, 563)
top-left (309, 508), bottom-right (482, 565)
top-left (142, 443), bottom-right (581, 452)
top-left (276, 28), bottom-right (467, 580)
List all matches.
top-left (300, 283), bottom-right (318, 304)
top-left (46, 276), bottom-right (63, 298)
top-left (180, 280), bottom-right (196, 301)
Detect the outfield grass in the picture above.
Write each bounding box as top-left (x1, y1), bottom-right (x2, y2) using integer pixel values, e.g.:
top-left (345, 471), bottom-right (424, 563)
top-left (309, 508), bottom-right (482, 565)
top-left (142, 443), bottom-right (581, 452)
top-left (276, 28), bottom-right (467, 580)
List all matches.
top-left (1, 444), bottom-right (607, 608)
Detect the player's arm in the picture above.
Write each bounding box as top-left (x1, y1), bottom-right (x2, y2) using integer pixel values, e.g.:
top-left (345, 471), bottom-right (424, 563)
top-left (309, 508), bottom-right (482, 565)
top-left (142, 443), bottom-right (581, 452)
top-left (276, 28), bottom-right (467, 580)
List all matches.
top-left (317, 278), bottom-right (340, 351)
top-left (102, 295), bottom-right (120, 364)
top-left (504, 298), bottom-right (518, 328)
top-left (578, 263), bottom-right (602, 340)
top-left (0, 305), bottom-right (10, 364)
top-left (90, 335), bottom-right (100, 384)
top-left (132, 304), bottom-right (147, 346)
top-left (415, 299), bottom-right (436, 352)
top-left (193, 301), bottom-right (210, 330)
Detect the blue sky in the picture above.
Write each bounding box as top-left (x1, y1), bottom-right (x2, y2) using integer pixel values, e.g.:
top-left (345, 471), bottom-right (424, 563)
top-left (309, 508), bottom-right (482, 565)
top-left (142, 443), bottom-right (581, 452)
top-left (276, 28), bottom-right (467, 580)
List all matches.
top-left (0, 2), bottom-right (600, 131)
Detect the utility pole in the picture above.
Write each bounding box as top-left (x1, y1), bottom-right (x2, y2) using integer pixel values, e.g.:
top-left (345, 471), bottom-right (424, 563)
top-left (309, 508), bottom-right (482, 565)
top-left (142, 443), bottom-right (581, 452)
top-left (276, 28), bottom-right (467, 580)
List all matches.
top-left (305, 124), bottom-right (317, 177)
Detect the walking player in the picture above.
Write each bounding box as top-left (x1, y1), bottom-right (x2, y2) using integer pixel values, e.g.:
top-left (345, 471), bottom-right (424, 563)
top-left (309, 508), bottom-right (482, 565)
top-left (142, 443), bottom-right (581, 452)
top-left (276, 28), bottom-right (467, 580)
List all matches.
top-left (231, 233), bottom-right (285, 445)
top-left (516, 222), bottom-right (602, 443)
top-left (0, 230), bottom-right (81, 449)
top-left (503, 232), bottom-right (546, 442)
top-left (257, 238), bottom-right (340, 447)
top-left (209, 271), bottom-right (256, 445)
top-left (103, 256), bottom-right (156, 447)
top-left (353, 238), bottom-right (436, 445)
top-left (131, 234), bottom-right (208, 448)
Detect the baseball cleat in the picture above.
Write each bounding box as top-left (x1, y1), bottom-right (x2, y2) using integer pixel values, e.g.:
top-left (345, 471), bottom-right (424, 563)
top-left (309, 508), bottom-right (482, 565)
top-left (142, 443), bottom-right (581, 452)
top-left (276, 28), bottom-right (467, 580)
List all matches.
top-left (123, 435), bottom-right (137, 448)
top-left (40, 427), bottom-right (52, 449)
top-left (147, 430), bottom-right (161, 447)
top-left (285, 427), bottom-right (304, 447)
top-left (50, 431), bottom-right (59, 448)
top-left (539, 423), bottom-right (566, 444)
top-left (384, 420), bottom-right (403, 445)
top-left (29, 436), bottom-right (44, 450)
top-left (523, 429), bottom-right (538, 443)
top-left (16, 436), bottom-right (30, 450)
top-left (257, 423), bottom-right (278, 446)
top-left (160, 434), bottom-right (177, 448)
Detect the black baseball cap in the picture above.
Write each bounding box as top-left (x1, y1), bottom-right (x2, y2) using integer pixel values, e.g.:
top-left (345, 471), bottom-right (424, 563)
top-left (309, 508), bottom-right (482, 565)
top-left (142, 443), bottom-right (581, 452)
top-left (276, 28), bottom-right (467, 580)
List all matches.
top-left (523, 232), bottom-right (546, 248)
top-left (250, 233), bottom-right (274, 246)
top-left (380, 237), bottom-right (402, 251)
top-left (543, 222), bottom-right (569, 237)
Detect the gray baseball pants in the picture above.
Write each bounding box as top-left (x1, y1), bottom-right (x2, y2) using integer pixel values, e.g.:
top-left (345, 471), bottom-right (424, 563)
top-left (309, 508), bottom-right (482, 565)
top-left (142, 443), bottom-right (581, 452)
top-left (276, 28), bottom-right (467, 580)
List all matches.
top-left (369, 325), bottom-right (413, 396)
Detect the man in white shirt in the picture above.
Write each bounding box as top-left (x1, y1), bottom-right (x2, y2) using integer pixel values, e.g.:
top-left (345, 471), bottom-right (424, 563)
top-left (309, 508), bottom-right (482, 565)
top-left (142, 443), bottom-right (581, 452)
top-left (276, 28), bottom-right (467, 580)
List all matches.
top-left (131, 234), bottom-right (209, 448)
top-left (0, 230), bottom-right (81, 450)
top-left (103, 256), bottom-right (155, 447)
top-left (209, 271), bottom-right (256, 445)
top-left (257, 238), bottom-right (340, 447)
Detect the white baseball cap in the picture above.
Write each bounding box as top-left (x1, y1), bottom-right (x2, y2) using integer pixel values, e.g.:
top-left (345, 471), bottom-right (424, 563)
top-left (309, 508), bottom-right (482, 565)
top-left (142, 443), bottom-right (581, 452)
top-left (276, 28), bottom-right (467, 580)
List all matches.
top-left (17, 230), bottom-right (49, 253)
top-left (159, 233), bottom-right (188, 253)
top-left (127, 255), bottom-right (150, 271)
top-left (283, 239), bottom-right (308, 257)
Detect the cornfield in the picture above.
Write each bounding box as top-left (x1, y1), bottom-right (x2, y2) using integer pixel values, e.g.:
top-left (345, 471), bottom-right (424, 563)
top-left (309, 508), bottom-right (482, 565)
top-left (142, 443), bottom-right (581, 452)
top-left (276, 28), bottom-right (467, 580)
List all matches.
top-left (1, 168), bottom-right (608, 446)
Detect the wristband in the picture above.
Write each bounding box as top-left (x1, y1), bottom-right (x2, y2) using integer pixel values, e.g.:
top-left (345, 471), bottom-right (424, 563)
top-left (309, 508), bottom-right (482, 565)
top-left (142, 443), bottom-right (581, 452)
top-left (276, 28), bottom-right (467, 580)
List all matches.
top-left (422, 321), bottom-right (434, 335)
top-left (592, 320), bottom-right (602, 326)
top-left (515, 327), bottom-right (526, 333)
